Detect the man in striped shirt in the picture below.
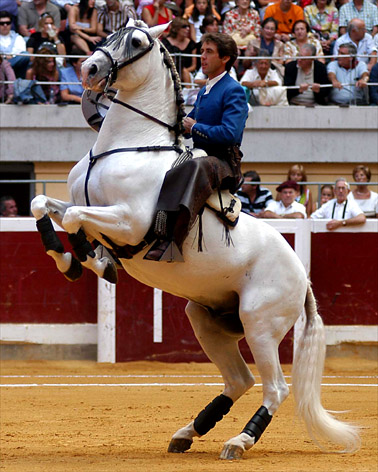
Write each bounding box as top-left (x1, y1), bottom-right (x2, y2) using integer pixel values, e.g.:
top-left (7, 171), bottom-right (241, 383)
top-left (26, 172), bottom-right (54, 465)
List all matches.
top-left (97, 0), bottom-right (135, 39)
top-left (236, 170), bottom-right (273, 216)
top-left (339, 0), bottom-right (378, 36)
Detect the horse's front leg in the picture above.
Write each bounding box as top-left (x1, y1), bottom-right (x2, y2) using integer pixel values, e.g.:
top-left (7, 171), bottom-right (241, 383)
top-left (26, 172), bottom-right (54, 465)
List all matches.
top-left (61, 204), bottom-right (141, 284)
top-left (31, 195), bottom-right (83, 281)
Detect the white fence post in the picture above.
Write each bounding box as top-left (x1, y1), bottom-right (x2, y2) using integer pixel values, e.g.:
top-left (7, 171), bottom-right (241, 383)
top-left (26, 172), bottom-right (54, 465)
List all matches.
top-left (97, 278), bottom-right (116, 363)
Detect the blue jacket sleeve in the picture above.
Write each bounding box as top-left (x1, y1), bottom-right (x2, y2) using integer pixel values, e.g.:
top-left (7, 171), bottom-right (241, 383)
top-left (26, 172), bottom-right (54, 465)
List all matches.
top-left (192, 84), bottom-right (248, 145)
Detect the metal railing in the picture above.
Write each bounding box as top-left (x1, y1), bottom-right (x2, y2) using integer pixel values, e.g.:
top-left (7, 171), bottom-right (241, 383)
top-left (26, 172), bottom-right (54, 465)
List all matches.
top-left (1, 51), bottom-right (377, 104)
top-left (1, 179), bottom-right (377, 209)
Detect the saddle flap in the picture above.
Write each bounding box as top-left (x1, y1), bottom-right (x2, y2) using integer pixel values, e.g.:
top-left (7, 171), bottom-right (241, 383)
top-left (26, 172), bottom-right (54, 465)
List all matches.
top-left (206, 192), bottom-right (241, 224)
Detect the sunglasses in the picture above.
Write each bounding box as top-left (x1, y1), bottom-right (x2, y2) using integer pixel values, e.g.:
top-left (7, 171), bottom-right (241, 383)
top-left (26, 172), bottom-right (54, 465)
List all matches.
top-left (0, 21), bottom-right (11, 26)
top-left (181, 25), bottom-right (190, 29)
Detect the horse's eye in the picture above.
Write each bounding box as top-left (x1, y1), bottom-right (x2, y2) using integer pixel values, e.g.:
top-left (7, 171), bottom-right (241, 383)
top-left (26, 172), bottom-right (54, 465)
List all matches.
top-left (132, 37), bottom-right (142, 48)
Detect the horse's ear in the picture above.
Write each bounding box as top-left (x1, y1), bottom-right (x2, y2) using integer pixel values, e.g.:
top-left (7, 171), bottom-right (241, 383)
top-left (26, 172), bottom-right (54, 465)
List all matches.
top-left (126, 17), bottom-right (136, 28)
top-left (149, 22), bottom-right (171, 40)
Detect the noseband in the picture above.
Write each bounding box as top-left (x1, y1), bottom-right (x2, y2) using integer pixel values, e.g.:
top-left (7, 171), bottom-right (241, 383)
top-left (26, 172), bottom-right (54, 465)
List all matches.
top-left (96, 26), bottom-right (154, 93)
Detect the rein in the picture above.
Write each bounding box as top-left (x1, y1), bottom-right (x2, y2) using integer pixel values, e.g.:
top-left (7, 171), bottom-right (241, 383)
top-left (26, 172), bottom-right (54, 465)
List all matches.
top-left (84, 145), bottom-right (183, 207)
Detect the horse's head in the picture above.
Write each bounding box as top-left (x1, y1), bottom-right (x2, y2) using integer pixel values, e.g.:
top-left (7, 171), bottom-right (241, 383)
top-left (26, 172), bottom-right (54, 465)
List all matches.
top-left (82, 19), bottom-right (170, 92)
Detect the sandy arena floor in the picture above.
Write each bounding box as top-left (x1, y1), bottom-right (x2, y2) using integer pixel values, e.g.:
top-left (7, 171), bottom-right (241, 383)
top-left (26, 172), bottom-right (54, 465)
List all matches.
top-left (0, 357), bottom-right (377, 472)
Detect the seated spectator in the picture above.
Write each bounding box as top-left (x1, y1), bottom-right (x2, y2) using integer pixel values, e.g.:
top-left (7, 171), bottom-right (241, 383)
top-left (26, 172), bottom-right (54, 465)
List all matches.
top-left (59, 47), bottom-right (85, 103)
top-left (263, 0), bottom-right (304, 43)
top-left (348, 165), bottom-right (378, 217)
top-left (184, 0), bottom-right (220, 42)
top-left (284, 43), bottom-right (330, 105)
top-left (369, 62), bottom-right (378, 105)
top-left (338, 0), bottom-right (378, 36)
top-left (327, 42), bottom-right (369, 105)
top-left (222, 0), bottom-right (261, 51)
top-left (0, 56), bottom-right (15, 103)
top-left (98, 0), bottom-right (135, 39)
top-left (236, 170), bottom-right (273, 216)
top-left (334, 19), bottom-right (377, 73)
top-left (0, 195), bottom-right (19, 216)
top-left (284, 20), bottom-right (324, 64)
top-left (0, 10), bottom-right (29, 78)
top-left (26, 13), bottom-right (66, 57)
top-left (311, 177), bottom-right (366, 230)
top-left (18, 0), bottom-right (61, 38)
top-left (193, 15), bottom-right (220, 71)
top-left (161, 17), bottom-right (197, 88)
top-left (68, 0), bottom-right (102, 55)
top-left (261, 180), bottom-right (307, 218)
top-left (141, 0), bottom-right (172, 29)
top-left (249, 17), bottom-right (285, 78)
top-left (304, 0), bottom-right (339, 56)
top-left (313, 184), bottom-right (334, 211)
top-left (278, 163), bottom-right (313, 217)
top-left (26, 45), bottom-right (61, 103)
top-left (241, 51), bottom-right (288, 105)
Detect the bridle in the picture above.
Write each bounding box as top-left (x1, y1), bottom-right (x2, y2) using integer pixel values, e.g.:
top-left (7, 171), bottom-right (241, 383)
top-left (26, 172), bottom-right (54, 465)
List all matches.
top-left (94, 26), bottom-right (180, 136)
top-left (96, 26), bottom-right (154, 94)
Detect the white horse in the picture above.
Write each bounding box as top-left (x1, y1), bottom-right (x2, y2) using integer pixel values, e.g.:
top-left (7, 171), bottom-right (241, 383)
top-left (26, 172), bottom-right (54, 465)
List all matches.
top-left (31, 20), bottom-right (360, 459)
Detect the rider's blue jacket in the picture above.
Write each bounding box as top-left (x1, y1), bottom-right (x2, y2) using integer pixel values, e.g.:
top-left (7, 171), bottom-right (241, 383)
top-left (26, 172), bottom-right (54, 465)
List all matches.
top-left (187, 72), bottom-right (248, 154)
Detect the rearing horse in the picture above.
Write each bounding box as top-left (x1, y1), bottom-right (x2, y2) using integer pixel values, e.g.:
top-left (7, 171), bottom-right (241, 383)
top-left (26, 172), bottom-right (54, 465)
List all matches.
top-left (31, 20), bottom-right (360, 459)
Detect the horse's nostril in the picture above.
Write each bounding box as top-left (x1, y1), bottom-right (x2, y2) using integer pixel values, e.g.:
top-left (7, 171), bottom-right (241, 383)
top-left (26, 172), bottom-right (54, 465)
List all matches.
top-left (89, 64), bottom-right (98, 76)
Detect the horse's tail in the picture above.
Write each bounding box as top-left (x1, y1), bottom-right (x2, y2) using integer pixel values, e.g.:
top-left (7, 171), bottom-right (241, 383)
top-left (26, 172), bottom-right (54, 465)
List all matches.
top-left (291, 281), bottom-right (361, 453)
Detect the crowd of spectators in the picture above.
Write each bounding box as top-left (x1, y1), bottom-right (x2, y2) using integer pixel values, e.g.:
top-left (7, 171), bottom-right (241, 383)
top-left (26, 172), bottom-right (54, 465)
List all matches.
top-left (0, 0), bottom-right (378, 104)
top-left (236, 164), bottom-right (377, 223)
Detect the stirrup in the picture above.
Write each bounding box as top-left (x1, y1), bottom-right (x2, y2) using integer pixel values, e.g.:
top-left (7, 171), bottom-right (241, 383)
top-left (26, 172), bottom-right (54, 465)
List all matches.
top-left (160, 241), bottom-right (184, 262)
top-left (144, 240), bottom-right (184, 263)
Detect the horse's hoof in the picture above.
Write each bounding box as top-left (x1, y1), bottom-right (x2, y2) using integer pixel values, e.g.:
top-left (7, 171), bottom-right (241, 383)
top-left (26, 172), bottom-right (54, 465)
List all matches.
top-left (63, 256), bottom-right (83, 282)
top-left (219, 444), bottom-right (244, 460)
top-left (103, 260), bottom-right (118, 284)
top-left (167, 438), bottom-right (193, 453)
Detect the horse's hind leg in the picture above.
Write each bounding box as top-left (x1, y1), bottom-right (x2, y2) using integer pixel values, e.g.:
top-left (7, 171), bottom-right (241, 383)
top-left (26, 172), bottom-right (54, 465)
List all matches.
top-left (31, 195), bottom-right (82, 281)
top-left (220, 301), bottom-right (293, 460)
top-left (168, 301), bottom-right (255, 453)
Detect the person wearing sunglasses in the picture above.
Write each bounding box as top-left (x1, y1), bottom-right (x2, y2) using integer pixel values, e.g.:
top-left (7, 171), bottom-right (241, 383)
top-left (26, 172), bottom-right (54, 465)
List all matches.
top-left (0, 10), bottom-right (30, 78)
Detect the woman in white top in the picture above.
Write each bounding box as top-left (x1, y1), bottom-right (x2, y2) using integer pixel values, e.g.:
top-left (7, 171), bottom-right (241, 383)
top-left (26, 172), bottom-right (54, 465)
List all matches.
top-left (348, 165), bottom-right (378, 218)
top-left (68, 0), bottom-right (101, 55)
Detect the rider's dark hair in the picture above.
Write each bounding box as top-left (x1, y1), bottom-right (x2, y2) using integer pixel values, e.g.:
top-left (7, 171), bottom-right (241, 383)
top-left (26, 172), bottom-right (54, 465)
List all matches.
top-left (201, 33), bottom-right (238, 72)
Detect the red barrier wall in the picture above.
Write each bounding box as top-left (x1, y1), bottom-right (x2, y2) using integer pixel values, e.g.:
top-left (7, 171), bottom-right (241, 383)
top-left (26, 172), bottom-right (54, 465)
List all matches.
top-left (0, 232), bottom-right (97, 324)
top-left (1, 231), bottom-right (377, 364)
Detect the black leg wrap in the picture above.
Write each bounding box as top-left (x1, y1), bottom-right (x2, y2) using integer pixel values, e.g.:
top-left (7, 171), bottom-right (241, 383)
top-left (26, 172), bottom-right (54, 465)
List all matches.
top-left (36, 215), bottom-right (64, 253)
top-left (193, 394), bottom-right (233, 436)
top-left (242, 406), bottom-right (272, 444)
top-left (68, 229), bottom-right (95, 262)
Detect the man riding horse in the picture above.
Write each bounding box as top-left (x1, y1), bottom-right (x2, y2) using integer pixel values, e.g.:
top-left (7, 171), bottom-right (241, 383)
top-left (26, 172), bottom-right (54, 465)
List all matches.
top-left (144, 32), bottom-right (249, 262)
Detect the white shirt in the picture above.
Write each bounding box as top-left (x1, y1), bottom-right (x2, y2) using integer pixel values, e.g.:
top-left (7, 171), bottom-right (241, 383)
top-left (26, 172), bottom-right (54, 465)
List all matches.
top-left (265, 200), bottom-right (307, 217)
top-left (311, 197), bottom-right (363, 219)
top-left (348, 191), bottom-right (378, 216)
top-left (0, 32), bottom-right (27, 55)
top-left (204, 71), bottom-right (228, 95)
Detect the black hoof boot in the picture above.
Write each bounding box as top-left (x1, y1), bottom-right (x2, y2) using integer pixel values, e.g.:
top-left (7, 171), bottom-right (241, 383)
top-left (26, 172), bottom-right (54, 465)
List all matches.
top-left (103, 260), bottom-right (118, 284)
top-left (63, 256), bottom-right (83, 282)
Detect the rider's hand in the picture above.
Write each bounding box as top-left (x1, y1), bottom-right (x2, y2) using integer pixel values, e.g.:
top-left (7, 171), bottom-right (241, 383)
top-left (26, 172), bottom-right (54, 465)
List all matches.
top-left (183, 116), bottom-right (196, 134)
